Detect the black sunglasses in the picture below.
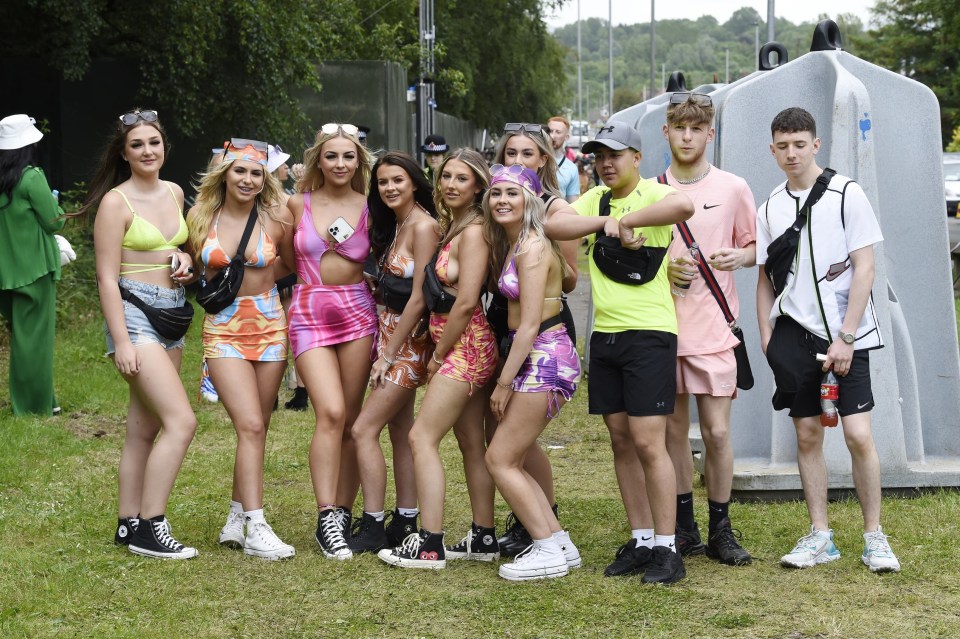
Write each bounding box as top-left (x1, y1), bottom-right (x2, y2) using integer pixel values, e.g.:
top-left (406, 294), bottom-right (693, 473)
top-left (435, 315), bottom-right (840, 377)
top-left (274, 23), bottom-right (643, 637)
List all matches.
top-left (669, 92), bottom-right (712, 107)
top-left (119, 110), bottom-right (159, 126)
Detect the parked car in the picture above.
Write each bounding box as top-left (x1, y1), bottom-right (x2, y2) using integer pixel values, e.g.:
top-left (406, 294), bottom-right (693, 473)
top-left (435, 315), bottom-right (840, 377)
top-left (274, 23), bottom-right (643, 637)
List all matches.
top-left (945, 153), bottom-right (960, 216)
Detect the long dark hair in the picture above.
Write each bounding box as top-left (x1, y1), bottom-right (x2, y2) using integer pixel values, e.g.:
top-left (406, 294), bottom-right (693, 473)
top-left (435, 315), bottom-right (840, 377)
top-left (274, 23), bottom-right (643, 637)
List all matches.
top-left (73, 109), bottom-right (172, 219)
top-left (368, 151), bottom-right (436, 261)
top-left (0, 145), bottom-right (37, 209)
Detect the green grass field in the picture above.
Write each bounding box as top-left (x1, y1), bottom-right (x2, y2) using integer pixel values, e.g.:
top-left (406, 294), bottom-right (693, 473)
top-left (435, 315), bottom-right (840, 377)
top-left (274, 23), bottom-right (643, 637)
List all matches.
top-left (0, 243), bottom-right (959, 638)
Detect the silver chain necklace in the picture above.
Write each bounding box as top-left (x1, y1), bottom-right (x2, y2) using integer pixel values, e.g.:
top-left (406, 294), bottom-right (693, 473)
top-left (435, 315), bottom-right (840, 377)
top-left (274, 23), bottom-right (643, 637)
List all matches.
top-left (675, 165), bottom-right (711, 185)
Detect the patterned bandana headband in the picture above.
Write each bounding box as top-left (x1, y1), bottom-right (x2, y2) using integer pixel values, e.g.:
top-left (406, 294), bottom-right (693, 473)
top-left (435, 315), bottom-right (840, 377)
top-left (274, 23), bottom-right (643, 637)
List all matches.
top-left (489, 163), bottom-right (543, 196)
top-left (223, 137), bottom-right (268, 166)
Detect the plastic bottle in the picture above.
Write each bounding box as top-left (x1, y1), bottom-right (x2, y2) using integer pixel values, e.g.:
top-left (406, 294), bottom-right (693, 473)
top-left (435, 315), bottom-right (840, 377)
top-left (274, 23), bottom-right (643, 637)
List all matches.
top-left (820, 370), bottom-right (839, 427)
top-left (52, 189), bottom-right (59, 202)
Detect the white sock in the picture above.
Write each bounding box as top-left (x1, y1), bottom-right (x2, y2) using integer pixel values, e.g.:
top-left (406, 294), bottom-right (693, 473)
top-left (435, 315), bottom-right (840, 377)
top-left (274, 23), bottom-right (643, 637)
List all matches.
top-left (230, 500), bottom-right (243, 515)
top-left (244, 508), bottom-right (265, 524)
top-left (655, 534), bottom-right (676, 552)
top-left (534, 537), bottom-right (562, 553)
top-left (552, 530), bottom-right (571, 544)
top-left (632, 528), bottom-right (655, 548)
top-left (398, 507), bottom-right (419, 517)
top-left (365, 511), bottom-right (385, 522)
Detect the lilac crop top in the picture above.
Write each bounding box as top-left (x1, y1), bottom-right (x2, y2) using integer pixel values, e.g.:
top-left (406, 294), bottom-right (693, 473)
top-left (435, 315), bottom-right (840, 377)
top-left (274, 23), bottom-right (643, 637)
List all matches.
top-left (498, 241), bottom-right (564, 303)
top-left (294, 191), bottom-right (371, 285)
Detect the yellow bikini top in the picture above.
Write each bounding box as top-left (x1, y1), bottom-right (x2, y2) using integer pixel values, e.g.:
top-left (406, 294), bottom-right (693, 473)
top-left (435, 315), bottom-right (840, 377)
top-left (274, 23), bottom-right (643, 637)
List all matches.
top-left (113, 184), bottom-right (188, 275)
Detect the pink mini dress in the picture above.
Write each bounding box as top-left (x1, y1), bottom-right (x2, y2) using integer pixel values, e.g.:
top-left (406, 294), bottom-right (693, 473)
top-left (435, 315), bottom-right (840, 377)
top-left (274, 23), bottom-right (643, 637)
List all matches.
top-left (287, 191), bottom-right (378, 357)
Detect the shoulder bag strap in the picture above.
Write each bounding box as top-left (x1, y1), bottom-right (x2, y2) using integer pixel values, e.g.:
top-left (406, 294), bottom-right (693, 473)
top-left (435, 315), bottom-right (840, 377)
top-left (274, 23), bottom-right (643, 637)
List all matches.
top-left (675, 221), bottom-right (737, 326)
top-left (656, 173), bottom-right (669, 185)
top-left (235, 202), bottom-right (260, 260)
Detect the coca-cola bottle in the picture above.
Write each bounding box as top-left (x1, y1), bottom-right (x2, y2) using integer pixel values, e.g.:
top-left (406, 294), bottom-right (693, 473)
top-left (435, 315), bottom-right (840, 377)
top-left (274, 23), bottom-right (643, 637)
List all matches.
top-left (820, 370), bottom-right (839, 427)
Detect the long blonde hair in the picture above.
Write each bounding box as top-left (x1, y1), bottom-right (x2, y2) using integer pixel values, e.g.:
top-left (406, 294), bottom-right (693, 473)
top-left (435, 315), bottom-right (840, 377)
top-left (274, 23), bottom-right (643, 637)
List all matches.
top-left (493, 129), bottom-right (562, 200)
top-left (432, 148), bottom-right (490, 246)
top-left (296, 126), bottom-right (372, 195)
top-left (187, 159), bottom-right (285, 264)
top-left (483, 185), bottom-right (566, 288)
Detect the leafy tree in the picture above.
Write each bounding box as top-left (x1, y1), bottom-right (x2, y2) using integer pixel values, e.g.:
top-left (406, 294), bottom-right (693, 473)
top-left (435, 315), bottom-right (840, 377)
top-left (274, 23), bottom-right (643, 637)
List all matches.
top-left (853, 0), bottom-right (959, 148)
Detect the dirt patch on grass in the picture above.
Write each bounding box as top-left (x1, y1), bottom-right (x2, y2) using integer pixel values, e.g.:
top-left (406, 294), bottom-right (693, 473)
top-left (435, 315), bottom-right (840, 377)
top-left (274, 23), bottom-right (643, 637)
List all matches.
top-left (62, 411), bottom-right (123, 439)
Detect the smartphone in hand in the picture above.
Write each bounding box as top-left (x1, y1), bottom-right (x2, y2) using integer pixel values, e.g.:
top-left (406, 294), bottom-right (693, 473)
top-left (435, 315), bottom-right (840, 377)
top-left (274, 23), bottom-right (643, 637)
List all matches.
top-left (170, 252), bottom-right (181, 272)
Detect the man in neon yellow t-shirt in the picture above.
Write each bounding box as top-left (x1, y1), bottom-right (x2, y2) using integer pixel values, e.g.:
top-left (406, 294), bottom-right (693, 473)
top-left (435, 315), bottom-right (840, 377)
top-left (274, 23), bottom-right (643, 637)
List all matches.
top-left (547, 123), bottom-right (693, 584)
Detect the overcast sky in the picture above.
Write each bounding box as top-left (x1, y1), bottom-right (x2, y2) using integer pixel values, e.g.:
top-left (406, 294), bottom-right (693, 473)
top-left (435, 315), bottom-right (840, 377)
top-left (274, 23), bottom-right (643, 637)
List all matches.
top-left (544, 1), bottom-right (875, 30)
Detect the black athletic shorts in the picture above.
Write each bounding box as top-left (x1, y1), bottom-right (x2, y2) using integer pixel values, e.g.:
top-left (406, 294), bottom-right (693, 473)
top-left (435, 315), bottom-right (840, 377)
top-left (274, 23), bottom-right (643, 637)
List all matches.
top-left (765, 315), bottom-right (874, 418)
top-left (588, 330), bottom-right (677, 416)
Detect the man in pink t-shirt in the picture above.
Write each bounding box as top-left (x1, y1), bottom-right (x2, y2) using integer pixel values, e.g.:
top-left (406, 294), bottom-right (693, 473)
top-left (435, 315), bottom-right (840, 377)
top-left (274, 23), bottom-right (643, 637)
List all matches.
top-left (661, 92), bottom-right (756, 566)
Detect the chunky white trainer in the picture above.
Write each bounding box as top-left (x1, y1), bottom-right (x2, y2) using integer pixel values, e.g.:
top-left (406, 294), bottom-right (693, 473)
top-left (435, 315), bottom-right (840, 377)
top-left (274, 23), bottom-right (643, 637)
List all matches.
top-left (244, 520), bottom-right (296, 560)
top-left (553, 530), bottom-right (582, 569)
top-left (780, 526), bottom-right (840, 568)
top-left (498, 540), bottom-right (569, 582)
top-left (861, 527), bottom-right (901, 573)
top-left (218, 511), bottom-right (245, 548)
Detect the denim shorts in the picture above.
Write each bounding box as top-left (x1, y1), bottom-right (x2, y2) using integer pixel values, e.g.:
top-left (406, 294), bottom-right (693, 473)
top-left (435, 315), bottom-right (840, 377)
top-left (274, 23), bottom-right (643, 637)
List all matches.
top-left (104, 277), bottom-right (186, 355)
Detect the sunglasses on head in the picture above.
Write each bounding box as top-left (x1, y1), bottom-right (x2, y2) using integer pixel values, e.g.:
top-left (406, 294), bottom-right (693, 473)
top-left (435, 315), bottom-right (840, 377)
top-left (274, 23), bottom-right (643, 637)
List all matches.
top-left (225, 138), bottom-right (268, 152)
top-left (119, 109), bottom-right (159, 126)
top-left (320, 123), bottom-right (360, 136)
top-left (490, 163), bottom-right (527, 179)
top-left (503, 123), bottom-right (545, 135)
top-left (669, 92), bottom-right (712, 107)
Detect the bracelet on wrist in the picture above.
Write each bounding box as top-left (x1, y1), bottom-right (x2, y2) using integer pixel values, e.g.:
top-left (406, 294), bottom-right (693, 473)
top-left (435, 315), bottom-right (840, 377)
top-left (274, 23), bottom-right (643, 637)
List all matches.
top-left (432, 351), bottom-right (444, 365)
top-left (496, 379), bottom-right (512, 390)
top-left (382, 354), bottom-right (397, 366)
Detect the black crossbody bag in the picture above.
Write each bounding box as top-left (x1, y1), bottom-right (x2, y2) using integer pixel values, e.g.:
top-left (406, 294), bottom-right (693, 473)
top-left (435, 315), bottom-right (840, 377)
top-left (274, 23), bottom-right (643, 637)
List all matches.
top-left (674, 221), bottom-right (753, 390)
top-left (196, 203), bottom-right (258, 314)
top-left (763, 168), bottom-right (835, 296)
top-left (592, 191), bottom-right (668, 285)
top-left (118, 284), bottom-right (194, 341)
top-left (422, 252), bottom-right (457, 314)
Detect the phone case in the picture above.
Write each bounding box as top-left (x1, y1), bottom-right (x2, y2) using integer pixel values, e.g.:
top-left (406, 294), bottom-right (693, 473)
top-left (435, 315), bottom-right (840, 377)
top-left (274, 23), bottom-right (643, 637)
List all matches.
top-left (328, 217), bottom-right (355, 243)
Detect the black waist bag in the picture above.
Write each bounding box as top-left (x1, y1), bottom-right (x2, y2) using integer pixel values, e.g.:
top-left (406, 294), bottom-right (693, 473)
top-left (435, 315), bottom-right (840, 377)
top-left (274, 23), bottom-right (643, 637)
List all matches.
top-left (119, 286), bottom-right (194, 341)
top-left (422, 253), bottom-right (457, 314)
top-left (196, 203), bottom-right (258, 314)
top-left (763, 168), bottom-right (835, 296)
top-left (592, 190), bottom-right (666, 285)
top-left (379, 271), bottom-right (413, 313)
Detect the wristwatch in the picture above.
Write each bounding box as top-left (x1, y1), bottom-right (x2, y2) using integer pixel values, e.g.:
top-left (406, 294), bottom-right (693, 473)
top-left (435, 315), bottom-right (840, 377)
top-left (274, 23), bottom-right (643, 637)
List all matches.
top-left (838, 331), bottom-right (856, 345)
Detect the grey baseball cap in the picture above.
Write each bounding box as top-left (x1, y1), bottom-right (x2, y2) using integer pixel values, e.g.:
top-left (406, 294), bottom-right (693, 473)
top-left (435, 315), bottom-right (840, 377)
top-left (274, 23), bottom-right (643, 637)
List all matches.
top-left (581, 121), bottom-right (643, 154)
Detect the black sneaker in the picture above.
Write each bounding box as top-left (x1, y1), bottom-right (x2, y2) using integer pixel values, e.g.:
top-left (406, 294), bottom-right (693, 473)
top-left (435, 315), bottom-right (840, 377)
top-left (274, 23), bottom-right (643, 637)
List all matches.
top-left (348, 513), bottom-right (388, 554)
top-left (641, 546), bottom-right (686, 585)
top-left (384, 510), bottom-right (418, 547)
top-left (285, 387), bottom-right (309, 411)
top-left (114, 516), bottom-right (139, 545)
top-left (377, 529), bottom-right (446, 569)
top-left (706, 518), bottom-right (753, 566)
top-left (604, 539), bottom-right (653, 577)
top-left (128, 516), bottom-right (198, 560)
top-left (676, 523), bottom-right (706, 557)
top-left (446, 522), bottom-right (500, 562)
top-left (335, 506), bottom-right (352, 540)
top-left (497, 512), bottom-right (533, 558)
top-left (315, 509), bottom-right (352, 560)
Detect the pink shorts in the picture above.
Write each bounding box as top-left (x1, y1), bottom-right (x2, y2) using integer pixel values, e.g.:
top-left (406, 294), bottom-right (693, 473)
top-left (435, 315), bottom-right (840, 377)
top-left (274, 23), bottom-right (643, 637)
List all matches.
top-left (675, 348), bottom-right (737, 398)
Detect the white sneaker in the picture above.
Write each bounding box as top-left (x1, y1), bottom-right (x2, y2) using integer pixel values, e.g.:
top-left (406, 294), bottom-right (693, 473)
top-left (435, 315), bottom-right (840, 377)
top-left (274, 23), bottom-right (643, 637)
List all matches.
top-left (780, 526), bottom-right (841, 568)
top-left (861, 526), bottom-right (901, 573)
top-left (553, 530), bottom-right (582, 569)
top-left (244, 520), bottom-right (296, 560)
top-left (498, 540), bottom-right (569, 581)
top-left (218, 511), bottom-right (245, 548)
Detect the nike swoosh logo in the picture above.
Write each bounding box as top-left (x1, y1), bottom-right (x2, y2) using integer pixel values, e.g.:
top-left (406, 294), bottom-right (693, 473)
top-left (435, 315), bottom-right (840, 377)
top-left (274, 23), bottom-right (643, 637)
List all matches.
top-left (680, 498), bottom-right (692, 504)
top-left (703, 204), bottom-right (721, 209)
top-left (858, 402), bottom-right (870, 409)
top-left (640, 536), bottom-right (653, 541)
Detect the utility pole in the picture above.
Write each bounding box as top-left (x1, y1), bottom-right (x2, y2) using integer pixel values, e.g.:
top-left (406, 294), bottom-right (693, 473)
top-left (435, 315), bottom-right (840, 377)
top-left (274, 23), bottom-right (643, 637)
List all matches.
top-left (577, 0), bottom-right (583, 126)
top-left (767, 0), bottom-right (775, 43)
top-left (608, 0), bottom-right (614, 116)
top-left (725, 48), bottom-right (730, 83)
top-left (650, 0), bottom-right (656, 97)
top-left (416, 0), bottom-right (435, 164)
top-left (754, 21), bottom-right (760, 70)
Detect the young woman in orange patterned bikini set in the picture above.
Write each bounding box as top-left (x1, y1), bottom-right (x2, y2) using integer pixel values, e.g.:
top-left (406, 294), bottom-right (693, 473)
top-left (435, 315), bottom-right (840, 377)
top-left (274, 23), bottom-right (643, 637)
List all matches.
top-left (186, 138), bottom-right (296, 560)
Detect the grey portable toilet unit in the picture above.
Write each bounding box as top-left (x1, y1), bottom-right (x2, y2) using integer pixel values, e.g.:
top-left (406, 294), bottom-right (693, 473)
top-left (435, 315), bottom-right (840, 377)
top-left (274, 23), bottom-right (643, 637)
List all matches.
top-left (713, 20), bottom-right (960, 495)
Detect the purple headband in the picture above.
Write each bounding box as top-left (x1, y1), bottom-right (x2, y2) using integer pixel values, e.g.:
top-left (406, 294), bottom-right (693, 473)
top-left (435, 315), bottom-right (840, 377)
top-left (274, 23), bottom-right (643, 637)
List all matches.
top-left (489, 164), bottom-right (542, 196)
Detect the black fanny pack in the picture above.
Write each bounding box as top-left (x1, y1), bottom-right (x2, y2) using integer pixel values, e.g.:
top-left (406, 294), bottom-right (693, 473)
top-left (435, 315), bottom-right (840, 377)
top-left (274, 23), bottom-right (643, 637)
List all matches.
top-left (197, 203), bottom-right (257, 314)
top-left (498, 313), bottom-right (565, 359)
top-left (422, 253), bottom-right (457, 314)
top-left (379, 270), bottom-right (413, 313)
top-left (592, 191), bottom-right (667, 285)
top-left (764, 168), bottom-right (835, 296)
top-left (119, 285), bottom-right (193, 341)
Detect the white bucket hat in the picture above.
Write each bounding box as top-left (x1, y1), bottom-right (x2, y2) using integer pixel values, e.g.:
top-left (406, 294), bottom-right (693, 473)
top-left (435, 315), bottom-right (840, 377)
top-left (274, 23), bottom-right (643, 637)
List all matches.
top-left (0, 114), bottom-right (44, 150)
top-left (267, 144), bottom-right (290, 174)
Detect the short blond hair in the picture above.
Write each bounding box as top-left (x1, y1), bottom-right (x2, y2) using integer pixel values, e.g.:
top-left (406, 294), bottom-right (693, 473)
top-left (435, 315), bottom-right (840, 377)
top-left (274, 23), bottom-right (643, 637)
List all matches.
top-left (548, 116), bottom-right (570, 131)
top-left (666, 101), bottom-right (715, 127)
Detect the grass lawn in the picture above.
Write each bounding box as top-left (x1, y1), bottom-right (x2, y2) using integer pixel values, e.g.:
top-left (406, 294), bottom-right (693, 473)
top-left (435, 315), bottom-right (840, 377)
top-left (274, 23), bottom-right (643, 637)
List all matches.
top-left (0, 246), bottom-right (959, 637)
